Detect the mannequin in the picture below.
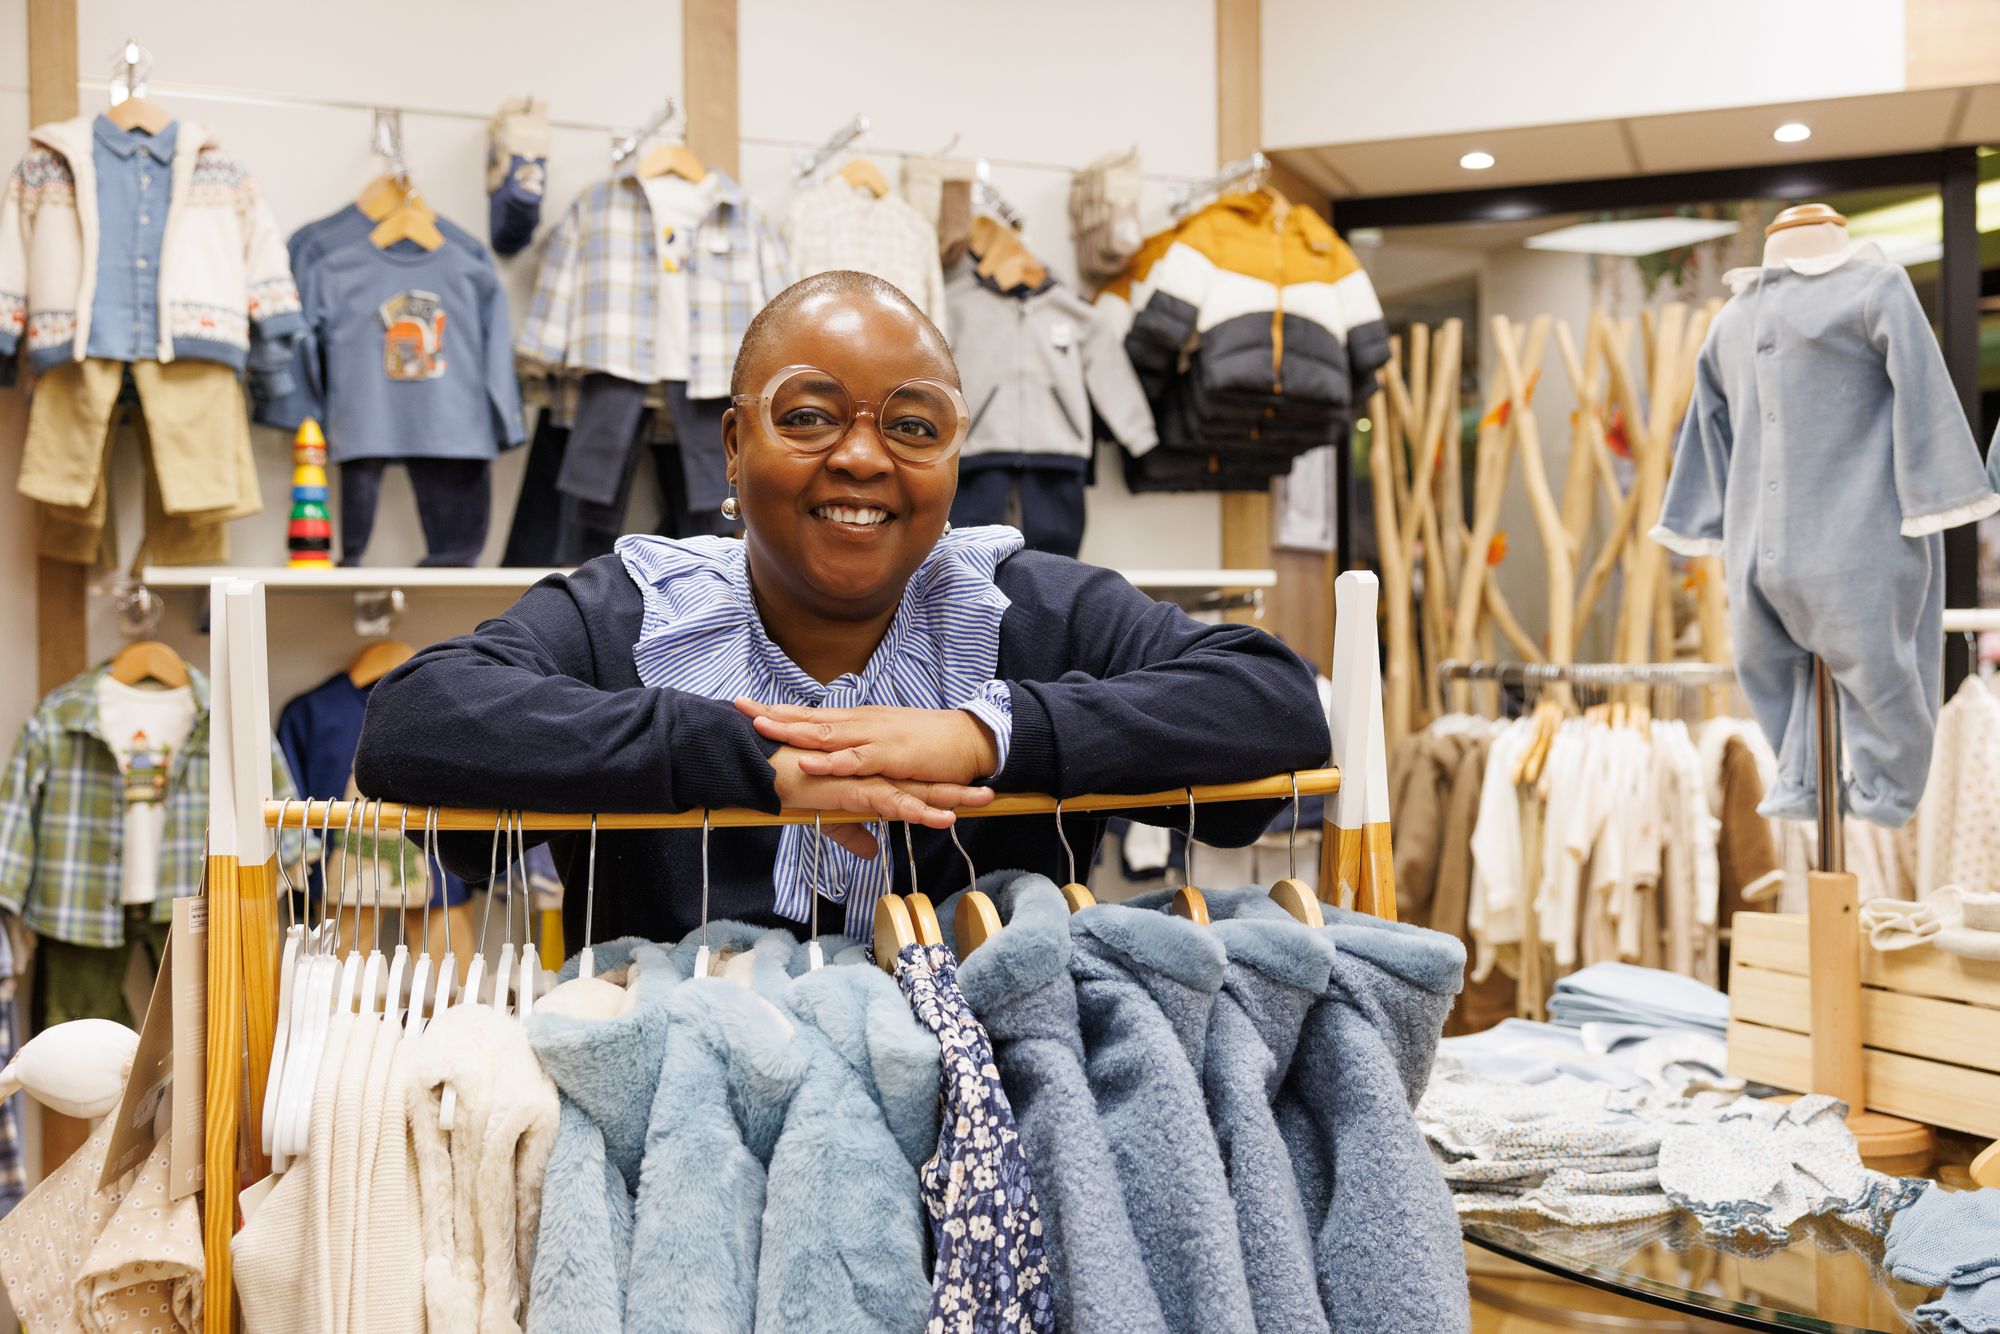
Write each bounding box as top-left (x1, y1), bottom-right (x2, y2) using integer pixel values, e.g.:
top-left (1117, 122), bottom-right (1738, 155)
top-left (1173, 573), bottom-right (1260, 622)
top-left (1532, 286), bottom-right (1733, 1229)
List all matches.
top-left (1761, 201), bottom-right (1850, 265)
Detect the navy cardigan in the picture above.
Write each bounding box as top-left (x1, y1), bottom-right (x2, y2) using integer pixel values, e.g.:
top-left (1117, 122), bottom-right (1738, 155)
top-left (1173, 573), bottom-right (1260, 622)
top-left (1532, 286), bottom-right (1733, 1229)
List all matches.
top-left (354, 551), bottom-right (1332, 945)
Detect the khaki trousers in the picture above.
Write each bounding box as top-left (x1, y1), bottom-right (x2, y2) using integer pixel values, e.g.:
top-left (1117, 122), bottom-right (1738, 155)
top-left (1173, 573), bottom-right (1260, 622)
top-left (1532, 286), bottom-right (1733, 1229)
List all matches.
top-left (23, 358), bottom-right (261, 566)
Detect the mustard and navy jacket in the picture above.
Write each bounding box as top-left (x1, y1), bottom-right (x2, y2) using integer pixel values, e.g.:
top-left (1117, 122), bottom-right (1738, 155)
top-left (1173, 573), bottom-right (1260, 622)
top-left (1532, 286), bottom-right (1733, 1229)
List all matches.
top-left (1103, 193), bottom-right (1389, 491)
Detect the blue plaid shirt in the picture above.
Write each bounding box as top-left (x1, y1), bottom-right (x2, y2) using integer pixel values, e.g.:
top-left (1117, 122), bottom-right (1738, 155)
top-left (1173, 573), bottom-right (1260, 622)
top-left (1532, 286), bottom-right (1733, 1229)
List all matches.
top-left (514, 168), bottom-right (791, 399)
top-left (0, 664), bottom-right (309, 947)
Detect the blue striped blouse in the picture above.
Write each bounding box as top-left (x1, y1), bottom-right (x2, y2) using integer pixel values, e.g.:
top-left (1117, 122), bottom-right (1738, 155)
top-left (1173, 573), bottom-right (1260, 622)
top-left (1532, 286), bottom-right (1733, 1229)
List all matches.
top-left (615, 526), bottom-right (1024, 939)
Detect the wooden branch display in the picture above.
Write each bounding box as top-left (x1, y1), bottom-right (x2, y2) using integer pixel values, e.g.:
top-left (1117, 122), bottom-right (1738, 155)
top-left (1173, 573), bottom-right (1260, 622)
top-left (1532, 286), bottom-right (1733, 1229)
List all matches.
top-left (1367, 303), bottom-right (1727, 730)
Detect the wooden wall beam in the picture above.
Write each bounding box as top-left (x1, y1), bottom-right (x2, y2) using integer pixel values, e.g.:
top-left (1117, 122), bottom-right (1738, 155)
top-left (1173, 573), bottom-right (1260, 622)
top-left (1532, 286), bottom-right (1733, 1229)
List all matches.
top-left (683, 0), bottom-right (740, 178)
top-left (1215, 0), bottom-right (1277, 625)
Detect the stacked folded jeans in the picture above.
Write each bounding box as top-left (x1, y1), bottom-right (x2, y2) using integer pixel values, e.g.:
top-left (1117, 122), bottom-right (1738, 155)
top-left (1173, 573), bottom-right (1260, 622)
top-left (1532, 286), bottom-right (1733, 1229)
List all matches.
top-left (1547, 962), bottom-right (1729, 1038)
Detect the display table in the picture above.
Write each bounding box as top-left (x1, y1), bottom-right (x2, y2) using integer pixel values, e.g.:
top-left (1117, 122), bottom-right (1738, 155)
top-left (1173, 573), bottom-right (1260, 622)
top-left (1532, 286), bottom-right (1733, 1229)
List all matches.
top-left (1464, 1215), bottom-right (1932, 1332)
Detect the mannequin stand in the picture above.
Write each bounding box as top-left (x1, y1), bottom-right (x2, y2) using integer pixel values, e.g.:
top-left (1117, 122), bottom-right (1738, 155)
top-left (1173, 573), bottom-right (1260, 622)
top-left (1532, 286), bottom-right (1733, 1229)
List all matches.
top-left (1805, 654), bottom-right (1936, 1172)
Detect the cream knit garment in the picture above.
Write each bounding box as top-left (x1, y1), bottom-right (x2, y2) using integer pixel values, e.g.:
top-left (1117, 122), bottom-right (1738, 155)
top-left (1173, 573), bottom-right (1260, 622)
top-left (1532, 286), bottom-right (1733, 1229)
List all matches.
top-left (361, 1034), bottom-right (426, 1333)
top-left (234, 1011), bottom-right (356, 1333)
top-left (327, 1012), bottom-right (380, 1333)
top-left (408, 1003), bottom-right (559, 1334)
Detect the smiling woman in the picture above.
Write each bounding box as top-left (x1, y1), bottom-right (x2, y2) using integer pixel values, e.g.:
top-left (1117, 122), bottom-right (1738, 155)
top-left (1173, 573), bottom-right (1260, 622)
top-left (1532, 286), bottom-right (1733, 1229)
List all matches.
top-left (354, 270), bottom-right (1333, 945)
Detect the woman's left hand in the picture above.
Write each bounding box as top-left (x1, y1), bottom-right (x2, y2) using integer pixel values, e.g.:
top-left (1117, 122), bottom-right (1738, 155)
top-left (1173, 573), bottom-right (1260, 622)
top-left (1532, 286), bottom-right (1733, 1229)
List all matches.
top-left (735, 698), bottom-right (1000, 786)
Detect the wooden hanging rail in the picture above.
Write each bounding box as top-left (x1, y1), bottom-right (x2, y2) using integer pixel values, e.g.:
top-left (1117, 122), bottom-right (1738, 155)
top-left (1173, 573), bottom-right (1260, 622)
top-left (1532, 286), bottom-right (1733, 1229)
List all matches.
top-left (262, 768), bottom-right (1341, 833)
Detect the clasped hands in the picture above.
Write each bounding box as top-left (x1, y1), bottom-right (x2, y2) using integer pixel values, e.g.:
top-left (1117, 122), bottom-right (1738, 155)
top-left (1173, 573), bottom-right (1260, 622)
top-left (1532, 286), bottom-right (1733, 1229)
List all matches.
top-left (736, 698), bottom-right (999, 858)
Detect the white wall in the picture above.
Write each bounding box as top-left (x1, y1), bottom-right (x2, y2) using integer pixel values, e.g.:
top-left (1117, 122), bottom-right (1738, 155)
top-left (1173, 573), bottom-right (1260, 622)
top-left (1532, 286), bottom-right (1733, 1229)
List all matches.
top-left (1263, 0), bottom-right (1906, 148)
top-left (734, 0), bottom-right (1223, 572)
top-left (0, 0), bottom-right (1225, 714)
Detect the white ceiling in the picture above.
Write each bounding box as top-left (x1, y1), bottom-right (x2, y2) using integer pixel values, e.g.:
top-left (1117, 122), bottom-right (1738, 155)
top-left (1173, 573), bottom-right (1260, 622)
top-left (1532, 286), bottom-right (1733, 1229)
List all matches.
top-left (1275, 84), bottom-right (1996, 200)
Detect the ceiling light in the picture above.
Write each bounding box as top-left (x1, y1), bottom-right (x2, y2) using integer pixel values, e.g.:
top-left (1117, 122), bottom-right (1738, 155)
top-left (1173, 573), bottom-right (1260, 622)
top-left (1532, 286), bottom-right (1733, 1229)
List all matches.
top-left (1524, 217), bottom-right (1741, 257)
top-left (1459, 151), bottom-right (1496, 171)
top-left (1773, 122), bottom-right (1812, 144)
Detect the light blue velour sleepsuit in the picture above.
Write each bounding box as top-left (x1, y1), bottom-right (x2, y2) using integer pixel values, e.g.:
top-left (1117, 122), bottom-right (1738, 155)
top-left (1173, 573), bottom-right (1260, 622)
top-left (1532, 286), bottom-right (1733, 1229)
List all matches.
top-left (1653, 242), bottom-right (1999, 827)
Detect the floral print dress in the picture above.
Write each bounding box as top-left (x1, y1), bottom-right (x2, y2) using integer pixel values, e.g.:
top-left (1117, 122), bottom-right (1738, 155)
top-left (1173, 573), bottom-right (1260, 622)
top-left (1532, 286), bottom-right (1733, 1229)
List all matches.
top-left (896, 943), bottom-right (1055, 1333)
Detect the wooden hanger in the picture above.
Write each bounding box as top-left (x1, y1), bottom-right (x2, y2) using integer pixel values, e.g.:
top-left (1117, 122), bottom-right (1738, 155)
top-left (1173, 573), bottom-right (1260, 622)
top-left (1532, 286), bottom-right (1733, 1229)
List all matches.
top-left (1059, 882), bottom-right (1096, 912)
top-left (347, 640), bottom-right (414, 689)
top-left (954, 890), bottom-right (1003, 958)
top-left (905, 892), bottom-right (944, 948)
top-left (874, 894), bottom-right (918, 974)
top-left (104, 94), bottom-right (172, 136)
top-left (968, 215), bottom-right (1047, 292)
top-left (1270, 878), bottom-right (1322, 926)
top-left (355, 175), bottom-right (436, 224)
top-left (636, 140), bottom-right (707, 182)
top-left (108, 640), bottom-right (189, 689)
top-left (370, 196), bottom-right (445, 252)
top-left (837, 157), bottom-right (889, 198)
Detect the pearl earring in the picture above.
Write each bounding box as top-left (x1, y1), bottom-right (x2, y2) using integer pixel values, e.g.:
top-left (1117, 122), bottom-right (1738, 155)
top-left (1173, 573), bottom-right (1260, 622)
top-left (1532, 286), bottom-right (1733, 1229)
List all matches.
top-left (721, 493), bottom-right (740, 520)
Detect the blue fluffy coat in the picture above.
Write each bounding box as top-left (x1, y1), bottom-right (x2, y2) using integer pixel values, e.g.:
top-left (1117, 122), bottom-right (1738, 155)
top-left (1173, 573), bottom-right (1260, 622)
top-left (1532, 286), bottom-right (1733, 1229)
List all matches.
top-left (940, 874), bottom-right (1168, 1333)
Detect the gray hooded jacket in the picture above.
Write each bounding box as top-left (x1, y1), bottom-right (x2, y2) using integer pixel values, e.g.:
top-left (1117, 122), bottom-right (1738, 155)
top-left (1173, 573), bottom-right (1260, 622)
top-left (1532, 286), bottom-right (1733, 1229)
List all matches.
top-left (1277, 906), bottom-right (1469, 1334)
top-left (940, 873), bottom-right (1168, 1333)
top-left (1069, 901), bottom-right (1257, 1331)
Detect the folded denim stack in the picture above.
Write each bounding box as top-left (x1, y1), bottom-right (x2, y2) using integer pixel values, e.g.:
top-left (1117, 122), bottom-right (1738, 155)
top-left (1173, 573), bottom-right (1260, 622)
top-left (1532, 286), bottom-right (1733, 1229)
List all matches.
top-left (1886, 1185), bottom-right (2000, 1333)
top-left (1546, 962), bottom-right (1729, 1038)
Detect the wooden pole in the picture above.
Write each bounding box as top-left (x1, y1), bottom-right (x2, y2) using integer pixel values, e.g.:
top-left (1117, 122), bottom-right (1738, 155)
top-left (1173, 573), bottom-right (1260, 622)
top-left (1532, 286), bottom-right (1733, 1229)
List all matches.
top-left (26, 0), bottom-right (94, 1188)
top-left (1369, 388), bottom-right (1413, 748)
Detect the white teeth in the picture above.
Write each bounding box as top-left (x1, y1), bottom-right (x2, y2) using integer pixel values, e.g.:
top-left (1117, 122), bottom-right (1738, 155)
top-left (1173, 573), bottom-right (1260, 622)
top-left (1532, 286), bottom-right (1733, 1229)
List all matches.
top-left (814, 505), bottom-right (890, 526)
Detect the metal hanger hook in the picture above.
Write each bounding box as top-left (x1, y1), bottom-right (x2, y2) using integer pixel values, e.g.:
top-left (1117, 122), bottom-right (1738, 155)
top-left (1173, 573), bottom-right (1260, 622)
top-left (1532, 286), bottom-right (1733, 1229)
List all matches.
top-left (584, 812), bottom-right (599, 955)
top-left (1184, 788), bottom-right (1198, 887)
top-left (948, 820), bottom-right (978, 897)
top-left (1288, 772), bottom-right (1302, 881)
top-left (1055, 796), bottom-right (1078, 885)
top-left (902, 822), bottom-right (919, 897)
top-left (699, 809), bottom-right (712, 955)
top-left (480, 809), bottom-right (507, 950)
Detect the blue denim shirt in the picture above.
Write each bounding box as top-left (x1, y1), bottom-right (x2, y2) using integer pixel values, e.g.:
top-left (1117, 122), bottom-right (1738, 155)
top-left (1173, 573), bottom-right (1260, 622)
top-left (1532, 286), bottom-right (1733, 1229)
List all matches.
top-left (83, 115), bottom-right (175, 363)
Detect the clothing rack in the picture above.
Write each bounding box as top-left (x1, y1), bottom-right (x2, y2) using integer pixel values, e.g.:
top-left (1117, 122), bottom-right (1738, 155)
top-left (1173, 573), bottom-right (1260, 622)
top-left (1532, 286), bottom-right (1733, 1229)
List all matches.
top-left (196, 570), bottom-right (1399, 1328)
top-left (1169, 149), bottom-right (1269, 216)
top-left (973, 160), bottom-right (1025, 229)
top-left (107, 38), bottom-right (151, 104)
top-left (610, 97), bottom-right (678, 167)
top-left (1942, 608), bottom-right (2000, 634)
top-left (1435, 658), bottom-right (1738, 689)
top-left (793, 114), bottom-right (870, 181)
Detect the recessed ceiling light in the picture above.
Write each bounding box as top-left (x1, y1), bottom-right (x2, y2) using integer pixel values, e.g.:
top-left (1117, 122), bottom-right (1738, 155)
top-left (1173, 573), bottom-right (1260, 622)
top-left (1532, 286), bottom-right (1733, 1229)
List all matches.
top-left (1525, 217), bottom-right (1741, 257)
top-left (1459, 151), bottom-right (1496, 171)
top-left (1773, 122), bottom-right (1812, 144)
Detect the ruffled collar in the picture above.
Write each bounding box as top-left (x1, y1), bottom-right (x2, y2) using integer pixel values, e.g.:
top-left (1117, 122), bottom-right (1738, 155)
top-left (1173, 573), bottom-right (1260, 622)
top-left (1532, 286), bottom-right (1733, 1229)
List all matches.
top-left (1721, 239), bottom-right (1889, 296)
top-left (616, 526), bottom-right (1024, 705)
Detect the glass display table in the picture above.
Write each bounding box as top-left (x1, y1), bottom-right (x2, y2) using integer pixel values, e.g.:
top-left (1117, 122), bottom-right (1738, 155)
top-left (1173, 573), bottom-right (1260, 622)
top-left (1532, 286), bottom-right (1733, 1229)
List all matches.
top-left (1464, 1213), bottom-right (1935, 1332)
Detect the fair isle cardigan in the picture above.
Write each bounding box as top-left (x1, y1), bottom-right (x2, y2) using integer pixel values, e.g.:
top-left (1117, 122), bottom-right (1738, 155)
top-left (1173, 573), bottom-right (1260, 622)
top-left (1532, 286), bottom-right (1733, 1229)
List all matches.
top-left (0, 115), bottom-right (301, 380)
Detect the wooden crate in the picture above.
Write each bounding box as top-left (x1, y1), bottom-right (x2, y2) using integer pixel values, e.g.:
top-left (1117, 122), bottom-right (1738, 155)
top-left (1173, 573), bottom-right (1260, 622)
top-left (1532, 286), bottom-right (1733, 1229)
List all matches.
top-left (1726, 911), bottom-right (2000, 1138)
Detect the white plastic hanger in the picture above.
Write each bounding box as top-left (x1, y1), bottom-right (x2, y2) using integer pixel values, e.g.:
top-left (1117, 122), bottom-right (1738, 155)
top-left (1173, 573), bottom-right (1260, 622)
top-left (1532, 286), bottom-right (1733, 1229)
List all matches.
top-left (690, 809), bottom-right (713, 980)
top-left (490, 813), bottom-right (518, 1018)
top-left (805, 813), bottom-right (827, 972)
top-left (513, 811), bottom-right (536, 1022)
top-left (383, 808), bottom-right (411, 1026)
top-left (427, 806), bottom-right (455, 1028)
top-left (404, 808), bottom-right (437, 1038)
top-left (277, 799), bottom-right (341, 1158)
top-left (578, 813), bottom-right (600, 981)
top-left (441, 809), bottom-right (510, 1132)
top-left (260, 804), bottom-right (306, 1160)
top-left (332, 802), bottom-right (366, 1018)
top-left (357, 801), bottom-right (388, 1018)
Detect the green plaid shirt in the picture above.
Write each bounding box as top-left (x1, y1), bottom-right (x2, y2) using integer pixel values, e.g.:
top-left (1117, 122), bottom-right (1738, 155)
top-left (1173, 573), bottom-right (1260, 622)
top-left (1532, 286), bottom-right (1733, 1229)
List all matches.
top-left (0, 663), bottom-right (309, 947)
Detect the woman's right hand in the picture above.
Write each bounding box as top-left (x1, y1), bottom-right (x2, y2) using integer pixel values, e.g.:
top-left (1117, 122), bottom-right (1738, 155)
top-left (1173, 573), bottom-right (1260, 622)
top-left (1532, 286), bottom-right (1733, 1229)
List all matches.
top-left (768, 746), bottom-right (994, 858)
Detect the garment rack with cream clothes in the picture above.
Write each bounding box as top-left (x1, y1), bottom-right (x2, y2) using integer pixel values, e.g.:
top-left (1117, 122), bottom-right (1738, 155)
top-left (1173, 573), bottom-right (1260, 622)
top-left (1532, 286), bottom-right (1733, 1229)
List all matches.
top-left (195, 570), bottom-right (1399, 1330)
